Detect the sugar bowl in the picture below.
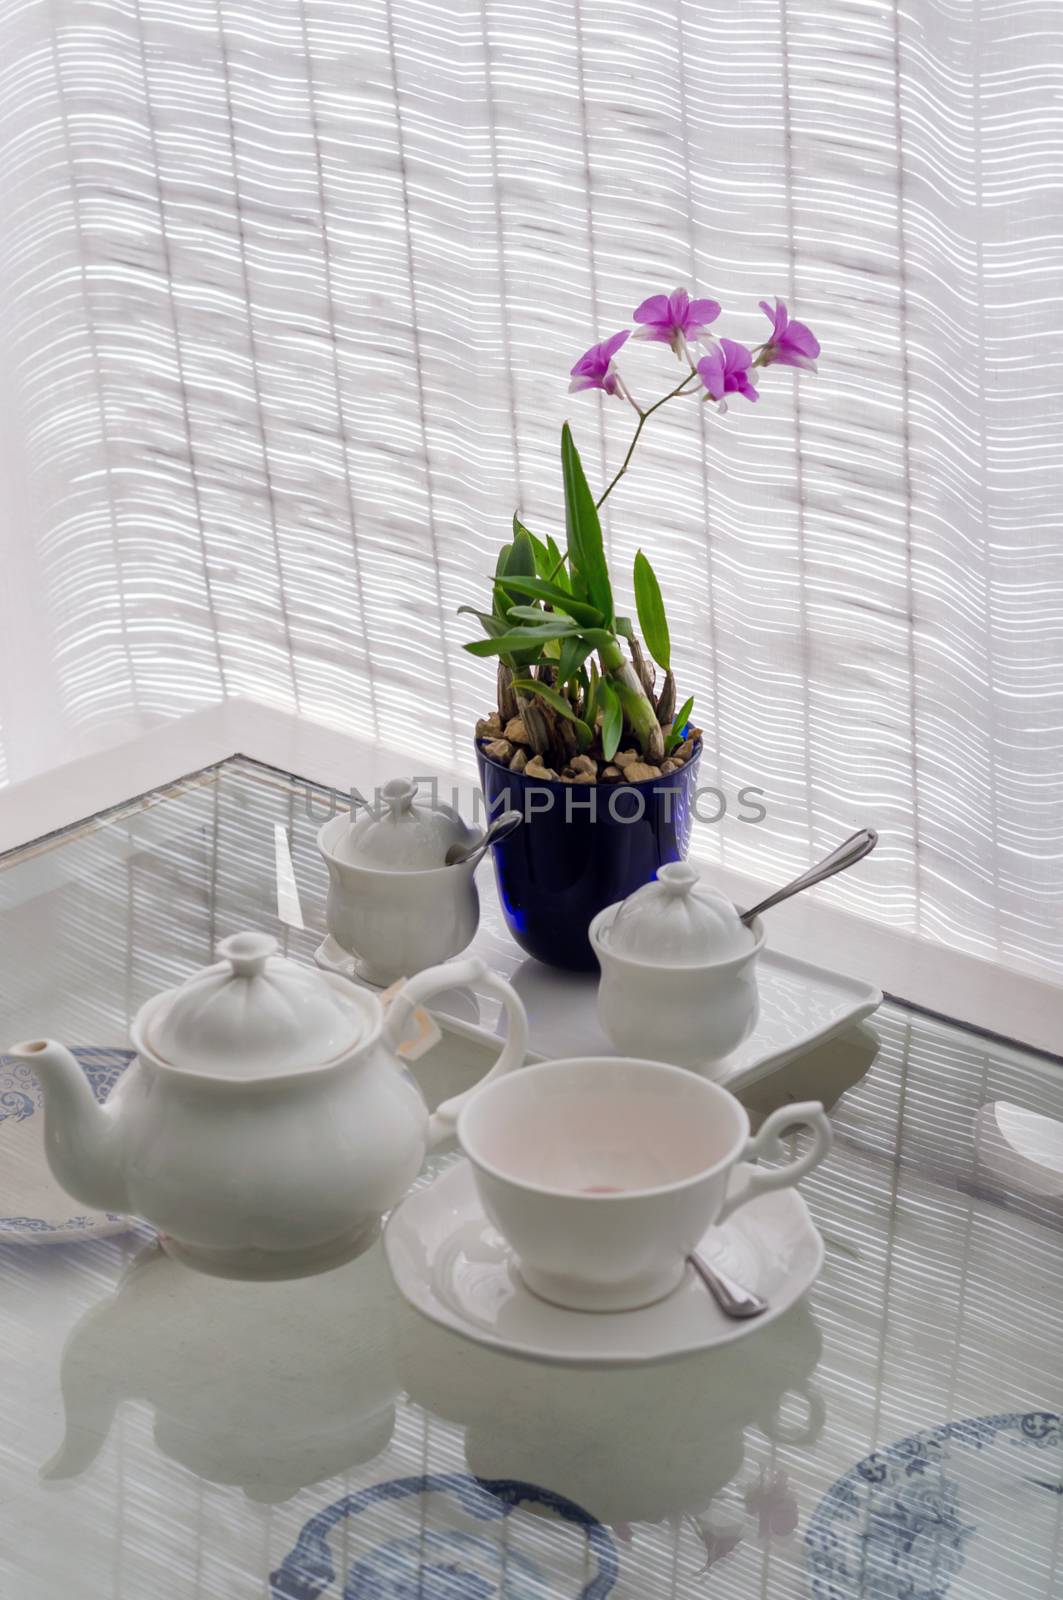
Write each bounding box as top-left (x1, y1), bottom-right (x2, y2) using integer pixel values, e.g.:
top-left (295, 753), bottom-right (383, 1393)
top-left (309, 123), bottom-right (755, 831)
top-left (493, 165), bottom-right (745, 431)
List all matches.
top-left (589, 862), bottom-right (764, 1072)
top-left (318, 778), bottom-right (480, 985)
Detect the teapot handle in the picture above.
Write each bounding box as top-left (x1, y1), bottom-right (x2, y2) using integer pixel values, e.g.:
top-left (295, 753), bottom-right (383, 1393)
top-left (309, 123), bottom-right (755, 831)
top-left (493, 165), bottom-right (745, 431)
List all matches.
top-left (382, 957), bottom-right (530, 1149)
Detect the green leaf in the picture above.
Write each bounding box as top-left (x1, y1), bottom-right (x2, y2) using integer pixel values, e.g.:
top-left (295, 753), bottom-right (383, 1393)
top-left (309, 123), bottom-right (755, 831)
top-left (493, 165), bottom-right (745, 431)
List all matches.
top-left (557, 633), bottom-right (596, 686)
top-left (497, 576), bottom-right (603, 628)
top-left (494, 531), bottom-right (536, 614)
top-left (506, 605), bottom-right (552, 624)
top-left (545, 535), bottom-right (571, 592)
top-left (561, 423), bottom-right (613, 624)
top-left (664, 695), bottom-right (695, 755)
top-left (633, 550), bottom-right (671, 671)
top-left (457, 605), bottom-right (505, 637)
top-left (511, 679), bottom-right (593, 749)
top-left (514, 515), bottom-right (552, 578)
top-left (463, 621), bottom-right (583, 658)
top-left (510, 527), bottom-right (536, 572)
top-left (491, 543), bottom-right (513, 621)
top-left (599, 678), bottom-right (622, 761)
top-left (614, 614), bottom-right (634, 641)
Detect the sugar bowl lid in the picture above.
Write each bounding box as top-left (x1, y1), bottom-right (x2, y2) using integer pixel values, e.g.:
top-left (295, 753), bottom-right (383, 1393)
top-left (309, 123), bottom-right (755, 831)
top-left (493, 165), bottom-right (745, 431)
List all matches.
top-left (146, 932), bottom-right (370, 1076)
top-left (333, 778), bottom-right (470, 872)
top-left (603, 862), bottom-right (754, 965)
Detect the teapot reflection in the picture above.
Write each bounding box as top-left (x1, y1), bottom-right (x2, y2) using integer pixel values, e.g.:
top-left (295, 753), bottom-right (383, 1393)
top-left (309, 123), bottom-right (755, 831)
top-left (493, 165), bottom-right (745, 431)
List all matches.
top-left (44, 1239), bottom-right (400, 1503)
top-left (398, 1296), bottom-right (824, 1528)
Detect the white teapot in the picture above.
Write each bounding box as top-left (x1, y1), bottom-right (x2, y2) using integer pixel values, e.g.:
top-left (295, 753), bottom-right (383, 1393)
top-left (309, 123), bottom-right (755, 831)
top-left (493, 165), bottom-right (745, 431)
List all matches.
top-left (45, 1242), bottom-right (401, 1501)
top-left (7, 932), bottom-right (528, 1279)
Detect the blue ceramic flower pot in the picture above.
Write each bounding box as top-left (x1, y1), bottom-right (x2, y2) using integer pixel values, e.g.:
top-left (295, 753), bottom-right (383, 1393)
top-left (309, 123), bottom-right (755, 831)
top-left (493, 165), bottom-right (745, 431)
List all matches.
top-left (475, 739), bottom-right (703, 972)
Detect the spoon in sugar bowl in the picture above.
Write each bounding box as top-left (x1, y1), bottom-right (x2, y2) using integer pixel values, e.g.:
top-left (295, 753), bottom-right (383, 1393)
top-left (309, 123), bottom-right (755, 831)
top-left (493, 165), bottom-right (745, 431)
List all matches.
top-left (739, 828), bottom-right (878, 927)
top-left (445, 809), bottom-right (522, 868)
top-left (589, 828), bottom-right (879, 1072)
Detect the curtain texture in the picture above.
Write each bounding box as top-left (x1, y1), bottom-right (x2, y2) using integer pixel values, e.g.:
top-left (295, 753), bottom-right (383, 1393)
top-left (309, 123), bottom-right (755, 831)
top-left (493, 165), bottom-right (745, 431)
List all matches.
top-left (0, 0), bottom-right (1061, 982)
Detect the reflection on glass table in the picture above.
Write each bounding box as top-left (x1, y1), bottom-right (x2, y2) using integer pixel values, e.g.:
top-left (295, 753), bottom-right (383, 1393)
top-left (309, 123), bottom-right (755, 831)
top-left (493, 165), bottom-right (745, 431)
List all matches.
top-left (0, 756), bottom-right (1061, 1600)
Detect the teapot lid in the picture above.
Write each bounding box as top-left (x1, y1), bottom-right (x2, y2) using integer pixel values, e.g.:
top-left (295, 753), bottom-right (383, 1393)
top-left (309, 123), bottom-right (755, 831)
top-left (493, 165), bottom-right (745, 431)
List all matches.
top-left (604, 863), bottom-right (754, 965)
top-left (146, 933), bottom-right (371, 1077)
top-left (333, 779), bottom-right (470, 872)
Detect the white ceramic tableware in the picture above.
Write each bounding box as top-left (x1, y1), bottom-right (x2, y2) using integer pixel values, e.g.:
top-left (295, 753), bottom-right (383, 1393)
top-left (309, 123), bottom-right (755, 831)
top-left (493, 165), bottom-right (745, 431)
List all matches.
top-left (333, 777), bottom-right (472, 871)
top-left (45, 1241), bottom-right (400, 1501)
top-left (465, 938), bottom-right (882, 1094)
top-left (455, 1055), bottom-right (831, 1312)
top-left (318, 779), bottom-right (481, 985)
top-left (5, 934), bottom-right (528, 1280)
top-left (398, 1291), bottom-right (824, 1519)
top-left (590, 863), bottom-right (764, 1069)
top-left (385, 1157), bottom-right (826, 1365)
top-left (0, 1047), bottom-right (137, 1241)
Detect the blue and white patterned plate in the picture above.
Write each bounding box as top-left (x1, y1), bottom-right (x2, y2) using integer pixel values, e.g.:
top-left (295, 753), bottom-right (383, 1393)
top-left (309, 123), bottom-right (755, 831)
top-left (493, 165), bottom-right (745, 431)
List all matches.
top-left (806, 1411), bottom-right (1062, 1599)
top-left (272, 1471), bottom-right (618, 1600)
top-left (0, 1047), bottom-right (134, 1240)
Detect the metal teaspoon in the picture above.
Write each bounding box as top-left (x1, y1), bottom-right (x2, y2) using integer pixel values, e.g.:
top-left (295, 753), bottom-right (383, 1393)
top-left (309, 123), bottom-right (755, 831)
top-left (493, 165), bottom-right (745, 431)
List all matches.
top-left (740, 828), bottom-right (878, 927)
top-left (688, 1252), bottom-right (768, 1318)
top-left (445, 809), bottom-right (523, 868)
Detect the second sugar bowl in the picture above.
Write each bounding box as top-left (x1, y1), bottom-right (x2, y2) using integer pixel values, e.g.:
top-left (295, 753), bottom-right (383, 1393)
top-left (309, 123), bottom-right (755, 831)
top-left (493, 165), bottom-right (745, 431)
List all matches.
top-left (589, 862), bottom-right (764, 1073)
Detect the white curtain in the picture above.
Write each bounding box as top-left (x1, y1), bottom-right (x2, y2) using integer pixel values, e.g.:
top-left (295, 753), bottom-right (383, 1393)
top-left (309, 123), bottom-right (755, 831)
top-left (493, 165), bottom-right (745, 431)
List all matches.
top-left (0, 0), bottom-right (1060, 983)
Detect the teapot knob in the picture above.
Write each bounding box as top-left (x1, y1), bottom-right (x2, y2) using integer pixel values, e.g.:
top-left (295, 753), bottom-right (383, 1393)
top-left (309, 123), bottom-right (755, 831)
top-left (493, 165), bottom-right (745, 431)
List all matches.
top-left (216, 931), bottom-right (278, 978)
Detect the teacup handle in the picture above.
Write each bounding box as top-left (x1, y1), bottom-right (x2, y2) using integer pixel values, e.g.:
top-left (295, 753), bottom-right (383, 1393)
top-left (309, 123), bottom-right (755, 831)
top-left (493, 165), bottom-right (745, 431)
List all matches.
top-left (382, 956), bottom-right (530, 1149)
top-left (761, 1381), bottom-right (827, 1446)
top-left (717, 1102), bottom-right (832, 1224)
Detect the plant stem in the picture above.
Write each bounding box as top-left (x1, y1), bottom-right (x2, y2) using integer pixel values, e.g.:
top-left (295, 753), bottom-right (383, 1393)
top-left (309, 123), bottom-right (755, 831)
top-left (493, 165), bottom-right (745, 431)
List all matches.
top-left (596, 372), bottom-right (701, 510)
top-left (597, 634), bottom-right (665, 761)
top-left (545, 549), bottom-right (569, 583)
top-left (616, 374), bottom-right (642, 415)
top-left (515, 688), bottom-right (551, 756)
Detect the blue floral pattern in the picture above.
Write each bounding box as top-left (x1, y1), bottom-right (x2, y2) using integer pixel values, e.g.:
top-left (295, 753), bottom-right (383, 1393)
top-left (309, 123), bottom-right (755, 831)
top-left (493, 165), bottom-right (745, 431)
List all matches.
top-left (0, 1046), bottom-right (134, 1236)
top-left (806, 1411), bottom-right (1061, 1599)
top-left (271, 1473), bottom-right (618, 1600)
top-left (342, 1531), bottom-right (545, 1600)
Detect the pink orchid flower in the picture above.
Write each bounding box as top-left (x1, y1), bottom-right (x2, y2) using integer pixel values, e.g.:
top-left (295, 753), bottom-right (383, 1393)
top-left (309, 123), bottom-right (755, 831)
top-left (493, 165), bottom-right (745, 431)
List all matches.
top-left (758, 298), bottom-right (820, 371)
top-left (633, 287), bottom-right (721, 356)
top-left (569, 330), bottom-right (630, 396)
top-left (696, 340), bottom-right (759, 410)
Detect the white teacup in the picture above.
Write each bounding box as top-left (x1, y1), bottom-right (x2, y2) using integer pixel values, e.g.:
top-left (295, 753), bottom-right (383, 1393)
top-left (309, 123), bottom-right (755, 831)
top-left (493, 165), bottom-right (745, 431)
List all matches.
top-left (457, 1056), bottom-right (832, 1313)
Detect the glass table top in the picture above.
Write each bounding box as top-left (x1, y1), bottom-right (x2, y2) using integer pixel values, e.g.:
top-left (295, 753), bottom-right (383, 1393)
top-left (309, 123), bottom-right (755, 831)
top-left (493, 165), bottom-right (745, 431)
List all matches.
top-left (1, 755), bottom-right (1061, 1599)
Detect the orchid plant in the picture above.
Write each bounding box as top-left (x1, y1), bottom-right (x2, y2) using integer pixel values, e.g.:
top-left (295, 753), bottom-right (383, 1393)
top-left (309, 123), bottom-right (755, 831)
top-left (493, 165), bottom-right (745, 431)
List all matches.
top-left (463, 288), bottom-right (820, 778)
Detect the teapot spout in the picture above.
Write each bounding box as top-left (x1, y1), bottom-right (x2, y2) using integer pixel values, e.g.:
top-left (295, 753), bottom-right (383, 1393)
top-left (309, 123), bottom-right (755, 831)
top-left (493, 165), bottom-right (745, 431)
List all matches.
top-left (7, 1040), bottom-right (128, 1214)
top-left (41, 1287), bottom-right (122, 1481)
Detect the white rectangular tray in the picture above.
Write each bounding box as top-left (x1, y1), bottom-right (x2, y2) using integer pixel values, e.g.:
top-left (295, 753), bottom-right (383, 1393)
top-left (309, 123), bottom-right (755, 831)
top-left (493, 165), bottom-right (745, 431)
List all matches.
top-left (316, 937), bottom-right (881, 1097)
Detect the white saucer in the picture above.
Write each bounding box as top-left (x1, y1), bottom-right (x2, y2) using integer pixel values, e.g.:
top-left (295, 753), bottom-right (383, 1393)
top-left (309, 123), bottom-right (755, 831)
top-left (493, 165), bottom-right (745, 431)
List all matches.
top-left (385, 1159), bottom-right (824, 1367)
